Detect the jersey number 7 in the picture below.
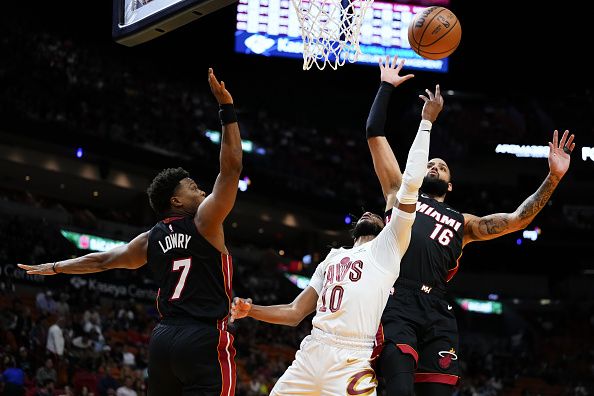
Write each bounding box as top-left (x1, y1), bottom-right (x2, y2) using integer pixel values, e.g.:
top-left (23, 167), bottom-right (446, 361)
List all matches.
top-left (170, 257), bottom-right (192, 300)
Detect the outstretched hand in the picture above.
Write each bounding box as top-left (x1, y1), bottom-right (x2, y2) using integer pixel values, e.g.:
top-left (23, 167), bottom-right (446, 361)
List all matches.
top-left (208, 68), bottom-right (233, 105)
top-left (379, 55), bottom-right (414, 88)
top-left (419, 84), bottom-right (444, 123)
top-left (230, 297), bottom-right (252, 323)
top-left (17, 263), bottom-right (57, 276)
top-left (548, 130), bottom-right (575, 179)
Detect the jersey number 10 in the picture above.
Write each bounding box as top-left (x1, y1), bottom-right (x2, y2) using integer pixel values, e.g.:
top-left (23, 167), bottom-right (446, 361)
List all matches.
top-left (319, 285), bottom-right (344, 313)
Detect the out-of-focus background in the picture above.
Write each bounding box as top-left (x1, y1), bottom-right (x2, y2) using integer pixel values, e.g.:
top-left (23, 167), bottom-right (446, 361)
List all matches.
top-left (1, 1), bottom-right (592, 395)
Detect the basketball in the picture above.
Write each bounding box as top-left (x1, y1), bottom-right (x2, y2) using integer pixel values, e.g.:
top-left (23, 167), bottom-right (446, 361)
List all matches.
top-left (408, 6), bottom-right (461, 60)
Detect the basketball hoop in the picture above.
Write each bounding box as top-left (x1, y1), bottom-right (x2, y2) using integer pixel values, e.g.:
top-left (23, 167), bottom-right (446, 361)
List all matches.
top-left (291, 0), bottom-right (374, 70)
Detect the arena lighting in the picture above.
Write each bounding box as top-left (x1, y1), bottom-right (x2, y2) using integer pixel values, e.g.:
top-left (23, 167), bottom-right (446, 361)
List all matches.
top-left (455, 298), bottom-right (503, 315)
top-left (204, 130), bottom-right (266, 155)
top-left (238, 176), bottom-right (251, 192)
top-left (495, 144), bottom-right (594, 162)
top-left (344, 215), bottom-right (352, 225)
top-left (522, 226), bottom-right (541, 241)
top-left (284, 273), bottom-right (311, 290)
top-left (302, 254), bottom-right (312, 265)
top-left (76, 147), bottom-right (83, 158)
top-left (60, 230), bottom-right (126, 252)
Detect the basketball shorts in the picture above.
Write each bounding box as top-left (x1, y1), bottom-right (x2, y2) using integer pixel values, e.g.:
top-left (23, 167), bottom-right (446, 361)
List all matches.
top-left (377, 282), bottom-right (460, 385)
top-left (271, 327), bottom-right (378, 396)
top-left (148, 318), bottom-right (236, 396)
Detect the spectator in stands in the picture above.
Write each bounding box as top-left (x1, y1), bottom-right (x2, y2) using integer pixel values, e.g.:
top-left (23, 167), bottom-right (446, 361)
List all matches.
top-left (36, 290), bottom-right (57, 316)
top-left (116, 376), bottom-right (137, 396)
top-left (83, 306), bottom-right (102, 335)
top-left (35, 358), bottom-right (57, 386)
top-left (46, 317), bottom-right (65, 358)
top-left (35, 379), bottom-right (55, 396)
top-left (2, 355), bottom-right (25, 396)
top-left (55, 292), bottom-right (70, 317)
top-left (97, 365), bottom-right (120, 396)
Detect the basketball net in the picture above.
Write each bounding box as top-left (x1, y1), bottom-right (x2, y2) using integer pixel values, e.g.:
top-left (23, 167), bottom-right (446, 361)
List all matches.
top-left (291, 0), bottom-right (374, 70)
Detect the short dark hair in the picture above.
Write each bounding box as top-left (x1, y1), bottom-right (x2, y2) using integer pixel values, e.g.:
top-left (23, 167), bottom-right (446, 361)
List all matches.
top-left (147, 167), bottom-right (190, 216)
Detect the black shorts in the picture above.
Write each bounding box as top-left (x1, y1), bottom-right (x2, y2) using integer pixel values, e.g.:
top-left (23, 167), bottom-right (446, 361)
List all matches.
top-left (378, 281), bottom-right (459, 385)
top-left (148, 319), bottom-right (236, 396)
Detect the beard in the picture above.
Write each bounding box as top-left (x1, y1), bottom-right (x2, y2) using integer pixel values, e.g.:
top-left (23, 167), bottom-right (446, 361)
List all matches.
top-left (351, 220), bottom-right (383, 239)
top-left (421, 175), bottom-right (449, 197)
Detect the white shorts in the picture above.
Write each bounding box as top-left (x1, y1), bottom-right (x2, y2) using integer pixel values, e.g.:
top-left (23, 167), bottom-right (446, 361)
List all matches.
top-left (271, 328), bottom-right (377, 396)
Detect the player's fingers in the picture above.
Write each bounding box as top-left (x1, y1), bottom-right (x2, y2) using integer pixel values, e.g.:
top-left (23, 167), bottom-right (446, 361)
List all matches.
top-left (569, 142), bottom-right (576, 152)
top-left (565, 131), bottom-right (575, 147)
top-left (435, 84), bottom-right (441, 98)
top-left (396, 59), bottom-right (405, 72)
top-left (425, 89), bottom-right (434, 100)
top-left (402, 74), bottom-right (414, 82)
top-left (419, 95), bottom-right (428, 102)
top-left (210, 73), bottom-right (220, 88)
top-left (246, 298), bottom-right (253, 304)
top-left (378, 57), bottom-right (383, 68)
top-left (559, 130), bottom-right (569, 148)
top-left (17, 264), bottom-right (32, 270)
top-left (552, 130), bottom-right (558, 148)
top-left (391, 55), bottom-right (399, 69)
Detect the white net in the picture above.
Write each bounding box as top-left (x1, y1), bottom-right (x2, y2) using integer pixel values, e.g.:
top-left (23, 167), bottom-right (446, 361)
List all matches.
top-left (291, 0), bottom-right (374, 70)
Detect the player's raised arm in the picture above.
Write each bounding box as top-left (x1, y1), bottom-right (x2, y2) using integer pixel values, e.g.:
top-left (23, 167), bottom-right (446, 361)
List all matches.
top-left (196, 69), bottom-right (243, 248)
top-left (396, 84), bottom-right (443, 213)
top-left (370, 85), bottom-right (442, 267)
top-left (366, 55), bottom-right (414, 210)
top-left (463, 130), bottom-right (575, 246)
top-left (18, 231), bottom-right (149, 275)
top-left (230, 287), bottom-right (318, 327)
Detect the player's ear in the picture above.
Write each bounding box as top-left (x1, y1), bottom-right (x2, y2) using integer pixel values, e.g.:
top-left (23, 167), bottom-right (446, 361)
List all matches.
top-left (447, 182), bottom-right (453, 193)
top-left (170, 196), bottom-right (182, 208)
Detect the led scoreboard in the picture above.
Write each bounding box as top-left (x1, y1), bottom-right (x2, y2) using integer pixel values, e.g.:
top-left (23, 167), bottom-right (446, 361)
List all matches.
top-left (234, 0), bottom-right (451, 72)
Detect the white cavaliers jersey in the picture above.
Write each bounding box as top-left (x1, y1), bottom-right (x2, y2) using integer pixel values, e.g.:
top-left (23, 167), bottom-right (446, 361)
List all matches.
top-left (308, 208), bottom-right (416, 339)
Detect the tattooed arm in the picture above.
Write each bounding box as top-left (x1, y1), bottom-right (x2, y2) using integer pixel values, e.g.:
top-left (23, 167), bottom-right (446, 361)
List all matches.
top-left (463, 130), bottom-right (575, 246)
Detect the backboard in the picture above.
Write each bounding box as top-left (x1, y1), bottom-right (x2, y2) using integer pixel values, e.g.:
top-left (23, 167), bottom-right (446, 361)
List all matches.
top-left (113, 0), bottom-right (238, 46)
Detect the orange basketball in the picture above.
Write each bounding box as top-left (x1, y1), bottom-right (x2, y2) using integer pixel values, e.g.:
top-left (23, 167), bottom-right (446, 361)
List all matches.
top-left (408, 6), bottom-right (461, 60)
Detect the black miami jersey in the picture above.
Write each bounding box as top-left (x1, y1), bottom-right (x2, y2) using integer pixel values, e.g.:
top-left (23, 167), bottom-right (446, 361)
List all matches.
top-left (386, 193), bottom-right (464, 292)
top-left (146, 215), bottom-right (233, 326)
top-left (377, 194), bottom-right (465, 384)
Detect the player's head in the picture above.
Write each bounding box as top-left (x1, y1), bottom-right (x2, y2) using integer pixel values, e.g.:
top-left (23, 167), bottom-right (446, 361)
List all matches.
top-left (147, 167), bottom-right (206, 217)
top-left (351, 212), bottom-right (385, 240)
top-left (421, 158), bottom-right (452, 198)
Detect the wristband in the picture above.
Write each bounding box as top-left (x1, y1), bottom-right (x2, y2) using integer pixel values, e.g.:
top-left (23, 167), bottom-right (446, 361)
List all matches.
top-left (219, 104), bottom-right (237, 125)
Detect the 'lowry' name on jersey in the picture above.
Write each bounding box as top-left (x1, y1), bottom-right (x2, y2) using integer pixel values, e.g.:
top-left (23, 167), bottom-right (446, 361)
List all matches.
top-left (158, 233), bottom-right (192, 253)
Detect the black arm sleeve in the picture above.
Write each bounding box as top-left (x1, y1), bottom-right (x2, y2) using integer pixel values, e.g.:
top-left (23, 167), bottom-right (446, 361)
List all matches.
top-left (366, 82), bottom-right (394, 139)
